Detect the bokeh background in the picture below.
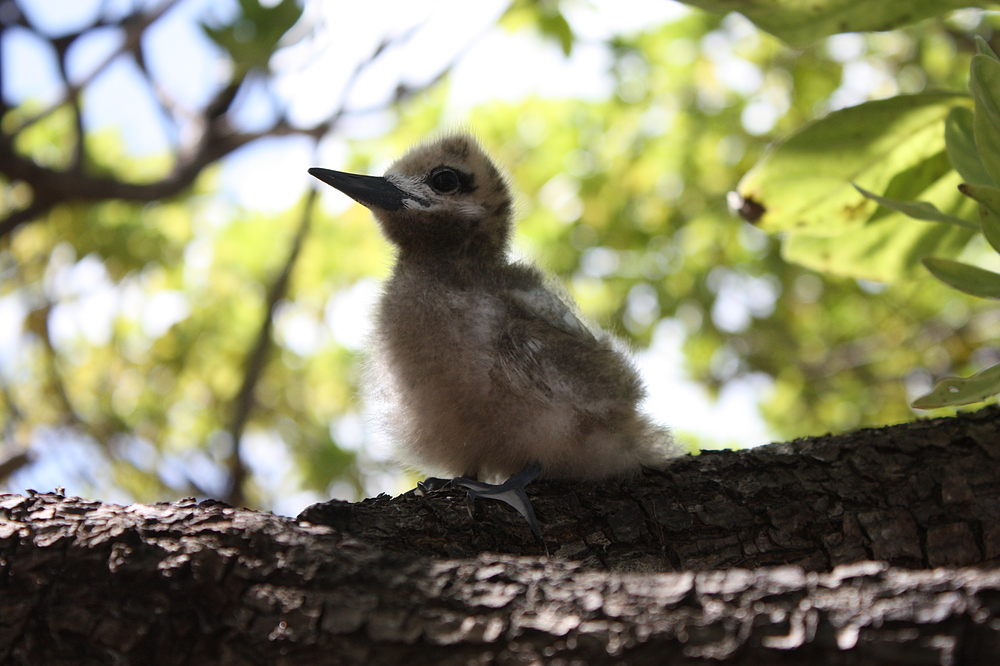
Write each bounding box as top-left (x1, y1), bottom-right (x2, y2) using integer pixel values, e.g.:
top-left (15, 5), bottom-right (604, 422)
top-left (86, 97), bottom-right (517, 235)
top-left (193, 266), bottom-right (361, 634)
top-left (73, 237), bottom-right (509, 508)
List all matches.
top-left (0, 0), bottom-right (993, 514)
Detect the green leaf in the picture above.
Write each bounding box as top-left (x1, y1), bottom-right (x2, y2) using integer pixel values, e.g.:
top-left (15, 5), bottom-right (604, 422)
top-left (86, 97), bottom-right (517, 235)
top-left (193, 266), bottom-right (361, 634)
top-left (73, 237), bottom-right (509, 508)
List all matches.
top-left (501, 0), bottom-right (575, 55)
top-left (958, 183), bottom-right (1000, 253)
top-left (242, 0), bottom-right (302, 51)
top-left (676, 0), bottom-right (982, 47)
top-left (961, 182), bottom-right (1000, 212)
top-left (912, 362), bottom-right (1000, 409)
top-left (779, 159), bottom-right (976, 282)
top-left (538, 12), bottom-right (574, 56)
top-left (945, 107), bottom-right (994, 187)
top-left (852, 183), bottom-right (977, 230)
top-left (975, 36), bottom-right (1000, 61)
top-left (783, 214), bottom-right (974, 282)
top-left (736, 93), bottom-right (969, 236)
top-left (970, 54), bottom-right (1000, 188)
top-left (922, 257), bottom-right (1000, 298)
top-left (979, 203), bottom-right (1000, 254)
top-left (201, 0), bottom-right (302, 74)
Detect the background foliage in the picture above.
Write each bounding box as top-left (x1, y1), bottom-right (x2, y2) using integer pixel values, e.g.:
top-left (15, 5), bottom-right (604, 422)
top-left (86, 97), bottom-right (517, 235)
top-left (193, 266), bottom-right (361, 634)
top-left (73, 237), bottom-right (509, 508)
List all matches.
top-left (1, 0), bottom-right (996, 513)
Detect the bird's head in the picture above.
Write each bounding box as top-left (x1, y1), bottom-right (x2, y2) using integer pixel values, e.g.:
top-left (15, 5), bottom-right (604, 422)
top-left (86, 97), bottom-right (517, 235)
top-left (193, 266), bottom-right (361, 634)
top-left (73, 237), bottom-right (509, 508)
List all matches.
top-left (309, 134), bottom-right (513, 262)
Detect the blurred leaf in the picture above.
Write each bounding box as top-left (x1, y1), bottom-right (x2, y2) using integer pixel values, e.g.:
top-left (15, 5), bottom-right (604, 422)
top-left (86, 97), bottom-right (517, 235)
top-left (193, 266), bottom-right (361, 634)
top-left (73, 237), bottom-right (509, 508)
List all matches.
top-left (542, 12), bottom-right (574, 56)
top-left (775, 151), bottom-right (976, 281)
top-left (975, 35), bottom-right (1000, 61)
top-left (912, 361), bottom-right (1000, 408)
top-left (922, 257), bottom-right (1000, 298)
top-left (298, 429), bottom-right (357, 493)
top-left (979, 203), bottom-right (1000, 254)
top-left (961, 182), bottom-right (1000, 212)
top-left (945, 107), bottom-right (994, 187)
top-left (852, 183), bottom-right (976, 230)
top-left (783, 214), bottom-right (974, 282)
top-left (958, 182), bottom-right (1000, 253)
top-left (501, 0), bottom-right (574, 55)
top-left (678, 0), bottom-right (983, 46)
top-left (737, 93), bottom-right (969, 236)
top-left (201, 0), bottom-right (302, 73)
top-left (970, 53), bottom-right (1000, 188)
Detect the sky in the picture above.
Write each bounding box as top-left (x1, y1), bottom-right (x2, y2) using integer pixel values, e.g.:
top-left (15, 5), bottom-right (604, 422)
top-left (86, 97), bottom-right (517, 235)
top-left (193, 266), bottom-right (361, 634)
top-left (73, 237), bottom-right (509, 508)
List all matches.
top-left (3, 0), bottom-right (784, 512)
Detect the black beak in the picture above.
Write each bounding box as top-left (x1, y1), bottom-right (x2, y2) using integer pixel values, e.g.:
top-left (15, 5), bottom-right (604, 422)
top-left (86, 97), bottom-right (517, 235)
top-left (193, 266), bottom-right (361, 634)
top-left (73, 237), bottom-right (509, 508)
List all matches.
top-left (308, 168), bottom-right (412, 211)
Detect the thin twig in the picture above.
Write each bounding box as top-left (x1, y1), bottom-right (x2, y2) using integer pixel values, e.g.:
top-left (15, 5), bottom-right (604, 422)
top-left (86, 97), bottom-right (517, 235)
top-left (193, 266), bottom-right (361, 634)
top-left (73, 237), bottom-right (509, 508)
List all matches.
top-left (223, 188), bottom-right (318, 507)
top-left (0, 451), bottom-right (34, 483)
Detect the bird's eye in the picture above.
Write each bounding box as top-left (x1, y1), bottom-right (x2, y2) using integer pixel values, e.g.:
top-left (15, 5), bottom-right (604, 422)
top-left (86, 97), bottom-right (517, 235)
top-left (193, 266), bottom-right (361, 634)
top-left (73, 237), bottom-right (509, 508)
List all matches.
top-left (429, 168), bottom-right (460, 194)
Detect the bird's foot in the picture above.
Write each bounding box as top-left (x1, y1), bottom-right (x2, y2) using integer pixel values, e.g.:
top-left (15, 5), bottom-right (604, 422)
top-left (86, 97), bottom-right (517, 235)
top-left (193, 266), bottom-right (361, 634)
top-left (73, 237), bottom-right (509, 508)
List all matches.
top-left (415, 462), bottom-right (547, 553)
top-left (451, 461), bottom-right (546, 553)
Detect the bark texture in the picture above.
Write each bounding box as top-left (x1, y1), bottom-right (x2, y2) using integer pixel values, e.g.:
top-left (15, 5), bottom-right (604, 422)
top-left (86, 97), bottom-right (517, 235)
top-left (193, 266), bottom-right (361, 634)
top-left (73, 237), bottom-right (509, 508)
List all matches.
top-left (1, 407), bottom-right (999, 664)
top-left (304, 404), bottom-right (1000, 572)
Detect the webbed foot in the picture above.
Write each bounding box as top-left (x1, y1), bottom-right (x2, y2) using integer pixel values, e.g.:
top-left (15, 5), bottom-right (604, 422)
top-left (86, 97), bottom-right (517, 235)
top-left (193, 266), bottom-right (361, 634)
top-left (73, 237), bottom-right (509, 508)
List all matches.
top-left (451, 461), bottom-right (546, 552)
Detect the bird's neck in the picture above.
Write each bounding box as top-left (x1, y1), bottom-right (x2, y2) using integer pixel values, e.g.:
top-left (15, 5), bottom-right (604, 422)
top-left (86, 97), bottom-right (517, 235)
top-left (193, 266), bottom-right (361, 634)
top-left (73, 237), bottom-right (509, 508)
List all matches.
top-left (393, 247), bottom-right (509, 287)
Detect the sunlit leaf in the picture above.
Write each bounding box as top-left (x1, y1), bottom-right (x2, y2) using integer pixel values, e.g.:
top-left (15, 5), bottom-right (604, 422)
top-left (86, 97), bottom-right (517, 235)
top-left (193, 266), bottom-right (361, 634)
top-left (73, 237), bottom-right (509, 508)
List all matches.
top-left (852, 184), bottom-right (976, 230)
top-left (922, 257), bottom-right (1000, 299)
top-left (970, 54), bottom-right (1000, 188)
top-left (912, 362), bottom-right (1000, 409)
top-left (783, 214), bottom-right (974, 282)
top-left (775, 154), bottom-right (976, 281)
top-left (736, 93), bottom-right (969, 236)
top-left (945, 107), bottom-right (994, 187)
top-left (678, 0), bottom-right (980, 46)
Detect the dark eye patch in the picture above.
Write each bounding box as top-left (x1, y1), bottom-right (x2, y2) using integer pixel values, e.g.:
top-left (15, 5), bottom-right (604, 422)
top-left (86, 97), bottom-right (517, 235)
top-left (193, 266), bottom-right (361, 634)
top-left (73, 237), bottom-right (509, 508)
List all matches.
top-left (430, 168), bottom-right (460, 193)
top-left (427, 167), bottom-right (475, 195)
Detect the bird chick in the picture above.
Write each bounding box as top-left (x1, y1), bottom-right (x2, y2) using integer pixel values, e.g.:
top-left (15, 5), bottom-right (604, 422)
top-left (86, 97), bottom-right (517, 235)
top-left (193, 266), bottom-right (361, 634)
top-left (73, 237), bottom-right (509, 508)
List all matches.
top-left (309, 134), bottom-right (678, 489)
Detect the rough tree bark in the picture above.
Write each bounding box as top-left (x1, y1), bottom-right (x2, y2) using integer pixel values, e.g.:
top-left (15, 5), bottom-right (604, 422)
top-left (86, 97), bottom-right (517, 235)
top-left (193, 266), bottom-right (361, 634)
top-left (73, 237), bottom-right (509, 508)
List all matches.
top-left (2, 407), bottom-right (1000, 664)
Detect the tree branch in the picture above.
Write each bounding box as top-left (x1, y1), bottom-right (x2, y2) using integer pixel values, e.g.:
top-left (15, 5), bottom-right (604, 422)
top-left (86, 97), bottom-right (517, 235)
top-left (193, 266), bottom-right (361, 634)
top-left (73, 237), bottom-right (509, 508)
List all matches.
top-left (3, 406), bottom-right (1000, 663)
top-left (303, 405), bottom-right (1000, 570)
top-left (8, 0), bottom-right (179, 135)
top-left (0, 20), bottom-right (458, 240)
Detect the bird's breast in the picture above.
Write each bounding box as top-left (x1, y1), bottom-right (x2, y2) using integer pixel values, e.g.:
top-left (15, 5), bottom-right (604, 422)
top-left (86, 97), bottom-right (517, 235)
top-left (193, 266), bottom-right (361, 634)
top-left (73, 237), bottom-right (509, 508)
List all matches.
top-left (374, 277), bottom-right (502, 397)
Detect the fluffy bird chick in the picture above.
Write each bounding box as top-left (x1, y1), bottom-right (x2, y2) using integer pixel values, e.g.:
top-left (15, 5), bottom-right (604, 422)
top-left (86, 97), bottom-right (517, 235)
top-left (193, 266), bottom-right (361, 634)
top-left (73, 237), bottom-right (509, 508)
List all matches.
top-left (309, 134), bottom-right (678, 487)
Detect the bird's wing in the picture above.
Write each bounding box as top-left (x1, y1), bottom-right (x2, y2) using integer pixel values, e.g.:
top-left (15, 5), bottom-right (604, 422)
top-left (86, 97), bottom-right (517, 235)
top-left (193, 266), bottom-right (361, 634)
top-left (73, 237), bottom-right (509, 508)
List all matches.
top-left (506, 285), bottom-right (594, 341)
top-left (496, 286), bottom-right (643, 408)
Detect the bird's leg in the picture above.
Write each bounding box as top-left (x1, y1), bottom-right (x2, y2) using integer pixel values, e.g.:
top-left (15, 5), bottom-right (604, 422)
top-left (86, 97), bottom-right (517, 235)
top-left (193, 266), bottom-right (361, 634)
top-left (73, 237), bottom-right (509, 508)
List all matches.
top-left (450, 461), bottom-right (545, 551)
top-left (416, 476), bottom-right (454, 493)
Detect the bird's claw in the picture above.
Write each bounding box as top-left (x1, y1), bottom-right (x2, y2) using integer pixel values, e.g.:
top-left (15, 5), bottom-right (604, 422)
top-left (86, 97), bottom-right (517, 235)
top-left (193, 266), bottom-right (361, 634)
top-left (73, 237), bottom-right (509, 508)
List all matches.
top-left (417, 462), bottom-right (546, 553)
top-left (451, 461), bottom-right (546, 552)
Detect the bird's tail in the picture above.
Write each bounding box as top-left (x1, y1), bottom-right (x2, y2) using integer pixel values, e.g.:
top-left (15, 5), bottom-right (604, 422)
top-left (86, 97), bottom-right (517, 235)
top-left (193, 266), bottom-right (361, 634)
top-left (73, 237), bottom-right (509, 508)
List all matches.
top-left (635, 418), bottom-right (684, 469)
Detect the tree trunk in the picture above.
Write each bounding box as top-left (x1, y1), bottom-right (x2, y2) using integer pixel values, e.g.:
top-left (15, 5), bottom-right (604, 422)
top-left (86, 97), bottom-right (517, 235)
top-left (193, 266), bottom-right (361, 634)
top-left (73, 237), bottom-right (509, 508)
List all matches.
top-left (2, 406), bottom-right (1000, 664)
